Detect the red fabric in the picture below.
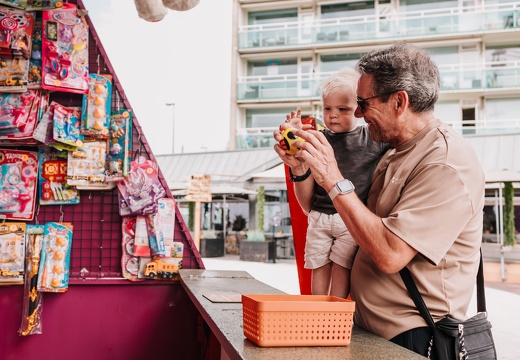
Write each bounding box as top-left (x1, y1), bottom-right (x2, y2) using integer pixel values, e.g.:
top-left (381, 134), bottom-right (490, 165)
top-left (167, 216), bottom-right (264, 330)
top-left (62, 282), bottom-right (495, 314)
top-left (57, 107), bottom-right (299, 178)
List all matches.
top-left (284, 165), bottom-right (312, 295)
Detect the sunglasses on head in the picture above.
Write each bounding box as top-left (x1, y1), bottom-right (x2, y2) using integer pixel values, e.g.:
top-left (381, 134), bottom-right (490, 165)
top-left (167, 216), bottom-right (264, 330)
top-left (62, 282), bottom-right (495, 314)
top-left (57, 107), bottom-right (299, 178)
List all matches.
top-left (356, 91), bottom-right (395, 113)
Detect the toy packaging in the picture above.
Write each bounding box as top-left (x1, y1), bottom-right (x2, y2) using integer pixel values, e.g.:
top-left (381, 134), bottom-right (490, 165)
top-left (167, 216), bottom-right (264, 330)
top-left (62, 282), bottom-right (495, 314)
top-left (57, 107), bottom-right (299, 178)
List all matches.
top-left (41, 3), bottom-right (89, 94)
top-left (66, 138), bottom-right (108, 188)
top-left (38, 146), bottom-right (80, 205)
top-left (0, 221), bottom-right (25, 284)
top-left (0, 90), bottom-right (45, 141)
top-left (19, 224), bottom-right (44, 336)
top-left (156, 197), bottom-right (180, 257)
top-left (133, 215), bottom-right (150, 257)
top-left (0, 148), bottom-right (38, 220)
top-left (0, 1), bottom-right (63, 11)
top-left (117, 156), bottom-right (166, 216)
top-left (37, 221), bottom-right (73, 293)
top-left (81, 73), bottom-right (112, 137)
top-left (106, 109), bottom-right (132, 182)
top-left (52, 103), bottom-right (83, 148)
top-left (27, 11), bottom-right (42, 89)
top-left (121, 216), bottom-right (142, 282)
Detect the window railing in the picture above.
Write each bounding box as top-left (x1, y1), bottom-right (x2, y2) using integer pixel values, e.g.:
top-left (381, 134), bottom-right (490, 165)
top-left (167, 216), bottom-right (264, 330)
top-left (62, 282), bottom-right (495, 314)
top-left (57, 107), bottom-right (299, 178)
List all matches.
top-left (445, 118), bottom-right (520, 136)
top-left (238, 2), bottom-right (520, 50)
top-left (237, 63), bottom-right (520, 102)
top-left (235, 119), bottom-right (520, 150)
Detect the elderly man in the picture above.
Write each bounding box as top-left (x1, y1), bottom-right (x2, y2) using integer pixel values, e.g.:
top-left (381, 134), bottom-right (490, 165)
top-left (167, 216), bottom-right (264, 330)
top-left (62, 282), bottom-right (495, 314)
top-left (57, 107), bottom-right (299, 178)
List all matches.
top-left (274, 43), bottom-right (485, 357)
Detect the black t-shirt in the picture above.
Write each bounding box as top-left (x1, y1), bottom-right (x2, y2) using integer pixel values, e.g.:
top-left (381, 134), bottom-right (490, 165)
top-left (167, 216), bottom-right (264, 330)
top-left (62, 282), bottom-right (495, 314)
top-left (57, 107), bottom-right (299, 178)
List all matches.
top-left (311, 125), bottom-right (390, 214)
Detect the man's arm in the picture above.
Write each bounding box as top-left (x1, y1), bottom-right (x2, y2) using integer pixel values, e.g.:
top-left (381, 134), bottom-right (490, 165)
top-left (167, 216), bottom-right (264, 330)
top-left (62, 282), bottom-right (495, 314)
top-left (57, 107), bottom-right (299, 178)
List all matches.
top-left (291, 129), bottom-right (417, 274)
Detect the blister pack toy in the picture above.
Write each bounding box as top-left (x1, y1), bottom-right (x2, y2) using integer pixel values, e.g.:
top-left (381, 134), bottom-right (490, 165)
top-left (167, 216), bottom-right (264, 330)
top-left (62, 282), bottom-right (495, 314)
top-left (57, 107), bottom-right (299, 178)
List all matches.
top-left (116, 156), bottom-right (166, 217)
top-left (0, 90), bottom-right (43, 140)
top-left (121, 216), bottom-right (142, 282)
top-left (0, 148), bottom-right (38, 220)
top-left (106, 109), bottom-right (132, 182)
top-left (0, 222), bottom-right (25, 284)
top-left (81, 73), bottom-right (112, 136)
top-left (38, 146), bottom-right (79, 205)
top-left (0, 6), bottom-right (35, 92)
top-left (41, 3), bottom-right (88, 94)
top-left (37, 221), bottom-right (73, 292)
top-left (52, 103), bottom-right (83, 148)
top-left (27, 11), bottom-right (42, 89)
top-left (0, 1), bottom-right (64, 11)
top-left (66, 138), bottom-right (108, 187)
top-left (19, 224), bottom-right (44, 336)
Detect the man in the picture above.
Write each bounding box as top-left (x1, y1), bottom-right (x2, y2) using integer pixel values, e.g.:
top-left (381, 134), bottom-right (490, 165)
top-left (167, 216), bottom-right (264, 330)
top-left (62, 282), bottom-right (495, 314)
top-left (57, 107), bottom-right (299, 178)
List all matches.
top-left (273, 43), bottom-right (485, 357)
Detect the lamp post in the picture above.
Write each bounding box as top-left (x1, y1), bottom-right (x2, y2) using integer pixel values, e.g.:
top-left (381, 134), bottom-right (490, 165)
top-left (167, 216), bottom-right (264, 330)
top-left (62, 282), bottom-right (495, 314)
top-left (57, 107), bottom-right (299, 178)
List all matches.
top-left (165, 102), bottom-right (175, 154)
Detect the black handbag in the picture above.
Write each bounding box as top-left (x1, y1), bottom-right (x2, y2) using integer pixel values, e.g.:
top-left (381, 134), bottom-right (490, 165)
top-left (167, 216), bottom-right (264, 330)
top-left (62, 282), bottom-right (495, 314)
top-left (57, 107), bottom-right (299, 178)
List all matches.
top-left (400, 250), bottom-right (497, 360)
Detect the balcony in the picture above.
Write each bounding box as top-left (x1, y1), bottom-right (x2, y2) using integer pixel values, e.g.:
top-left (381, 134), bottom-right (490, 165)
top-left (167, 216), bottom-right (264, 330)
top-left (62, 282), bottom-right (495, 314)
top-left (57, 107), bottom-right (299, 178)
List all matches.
top-left (237, 63), bottom-right (520, 102)
top-left (238, 3), bottom-right (520, 51)
top-left (235, 117), bottom-right (520, 150)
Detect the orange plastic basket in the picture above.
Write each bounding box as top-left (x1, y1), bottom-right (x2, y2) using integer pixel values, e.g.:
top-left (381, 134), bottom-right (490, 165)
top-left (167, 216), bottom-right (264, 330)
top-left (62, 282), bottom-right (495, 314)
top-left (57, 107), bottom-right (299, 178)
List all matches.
top-left (242, 294), bottom-right (355, 347)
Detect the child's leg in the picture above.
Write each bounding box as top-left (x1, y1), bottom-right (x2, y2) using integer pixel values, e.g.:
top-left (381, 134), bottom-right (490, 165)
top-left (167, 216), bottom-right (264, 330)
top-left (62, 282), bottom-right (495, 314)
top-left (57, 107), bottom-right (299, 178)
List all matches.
top-left (311, 262), bottom-right (333, 295)
top-left (329, 263), bottom-right (350, 298)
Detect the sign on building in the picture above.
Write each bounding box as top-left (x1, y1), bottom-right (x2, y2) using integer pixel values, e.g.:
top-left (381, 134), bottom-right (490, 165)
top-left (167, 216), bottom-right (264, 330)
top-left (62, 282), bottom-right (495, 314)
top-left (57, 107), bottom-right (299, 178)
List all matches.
top-left (185, 174), bottom-right (212, 202)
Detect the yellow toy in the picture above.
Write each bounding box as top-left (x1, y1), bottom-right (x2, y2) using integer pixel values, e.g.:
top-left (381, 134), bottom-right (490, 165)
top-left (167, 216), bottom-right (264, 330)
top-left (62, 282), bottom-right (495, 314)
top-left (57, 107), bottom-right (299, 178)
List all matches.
top-left (281, 128), bottom-right (305, 155)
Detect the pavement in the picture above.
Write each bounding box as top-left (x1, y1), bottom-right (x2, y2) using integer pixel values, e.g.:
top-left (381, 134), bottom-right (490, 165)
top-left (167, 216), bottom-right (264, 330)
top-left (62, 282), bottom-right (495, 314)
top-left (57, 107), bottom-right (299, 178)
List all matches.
top-left (202, 254), bottom-right (520, 360)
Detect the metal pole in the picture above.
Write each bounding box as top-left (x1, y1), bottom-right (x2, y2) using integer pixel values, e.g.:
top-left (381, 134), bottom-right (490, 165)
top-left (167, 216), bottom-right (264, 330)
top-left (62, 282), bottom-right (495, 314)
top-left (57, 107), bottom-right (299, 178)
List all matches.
top-left (165, 102), bottom-right (175, 154)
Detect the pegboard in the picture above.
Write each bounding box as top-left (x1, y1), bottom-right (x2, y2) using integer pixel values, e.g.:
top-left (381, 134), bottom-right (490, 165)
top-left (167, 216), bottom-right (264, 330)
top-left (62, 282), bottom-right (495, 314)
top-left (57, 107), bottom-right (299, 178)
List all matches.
top-left (1, 0), bottom-right (204, 284)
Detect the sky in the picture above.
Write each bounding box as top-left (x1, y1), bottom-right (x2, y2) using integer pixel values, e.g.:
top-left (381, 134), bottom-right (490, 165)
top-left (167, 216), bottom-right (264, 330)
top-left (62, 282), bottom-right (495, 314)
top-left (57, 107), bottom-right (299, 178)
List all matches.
top-left (81, 0), bottom-right (233, 155)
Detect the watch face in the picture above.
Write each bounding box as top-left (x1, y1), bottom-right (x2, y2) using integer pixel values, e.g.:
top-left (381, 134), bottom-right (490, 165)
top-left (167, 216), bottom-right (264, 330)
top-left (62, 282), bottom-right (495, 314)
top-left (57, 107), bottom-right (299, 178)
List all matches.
top-left (337, 180), bottom-right (354, 193)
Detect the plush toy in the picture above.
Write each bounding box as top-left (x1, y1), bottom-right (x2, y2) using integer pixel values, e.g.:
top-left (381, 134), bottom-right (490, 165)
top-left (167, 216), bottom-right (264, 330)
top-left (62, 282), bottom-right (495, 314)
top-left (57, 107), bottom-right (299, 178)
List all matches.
top-left (134, 0), bottom-right (168, 22)
top-left (162, 0), bottom-right (200, 11)
top-left (133, 0), bottom-right (200, 22)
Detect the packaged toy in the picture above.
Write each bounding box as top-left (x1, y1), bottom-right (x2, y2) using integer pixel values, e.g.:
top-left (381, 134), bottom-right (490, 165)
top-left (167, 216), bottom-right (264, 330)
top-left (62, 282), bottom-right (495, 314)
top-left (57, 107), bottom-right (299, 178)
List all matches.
top-left (0, 148), bottom-right (38, 220)
top-left (66, 138), bottom-right (108, 188)
top-left (0, 6), bottom-right (35, 92)
top-left (0, 221), bottom-right (25, 284)
top-left (81, 73), bottom-right (112, 137)
top-left (41, 3), bottom-right (88, 94)
top-left (106, 109), bottom-right (132, 182)
top-left (38, 146), bottom-right (80, 205)
top-left (19, 224), bottom-right (44, 336)
top-left (37, 221), bottom-right (73, 292)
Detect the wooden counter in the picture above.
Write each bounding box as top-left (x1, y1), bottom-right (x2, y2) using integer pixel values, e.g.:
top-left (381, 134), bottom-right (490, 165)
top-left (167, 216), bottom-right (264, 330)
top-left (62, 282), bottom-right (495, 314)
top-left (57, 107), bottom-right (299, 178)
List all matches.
top-left (179, 269), bottom-right (424, 360)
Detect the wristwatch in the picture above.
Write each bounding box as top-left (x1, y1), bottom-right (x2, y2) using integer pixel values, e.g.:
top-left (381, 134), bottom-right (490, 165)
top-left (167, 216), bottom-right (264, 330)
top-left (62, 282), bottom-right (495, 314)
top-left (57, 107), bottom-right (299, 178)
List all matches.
top-left (328, 179), bottom-right (355, 201)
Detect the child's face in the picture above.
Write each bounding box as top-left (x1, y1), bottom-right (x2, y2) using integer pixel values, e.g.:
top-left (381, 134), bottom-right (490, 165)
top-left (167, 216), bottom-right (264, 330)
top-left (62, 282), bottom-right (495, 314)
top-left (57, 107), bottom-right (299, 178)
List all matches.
top-left (322, 89), bottom-right (358, 133)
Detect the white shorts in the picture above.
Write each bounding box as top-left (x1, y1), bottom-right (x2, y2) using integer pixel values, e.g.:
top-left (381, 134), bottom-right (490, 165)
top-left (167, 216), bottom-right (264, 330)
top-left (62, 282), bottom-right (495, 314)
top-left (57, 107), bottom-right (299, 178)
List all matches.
top-left (304, 210), bottom-right (358, 270)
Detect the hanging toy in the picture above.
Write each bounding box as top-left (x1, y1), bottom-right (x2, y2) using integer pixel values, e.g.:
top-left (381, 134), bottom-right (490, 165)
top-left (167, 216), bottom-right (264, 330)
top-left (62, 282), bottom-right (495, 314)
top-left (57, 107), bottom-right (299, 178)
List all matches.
top-left (134, 0), bottom-right (168, 22)
top-left (162, 0), bottom-right (200, 11)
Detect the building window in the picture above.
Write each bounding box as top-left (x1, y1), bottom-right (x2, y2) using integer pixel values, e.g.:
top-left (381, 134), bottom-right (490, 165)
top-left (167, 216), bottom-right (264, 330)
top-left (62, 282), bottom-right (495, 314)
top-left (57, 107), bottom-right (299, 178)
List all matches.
top-left (321, 1), bottom-right (376, 19)
top-left (320, 53), bottom-right (365, 73)
top-left (248, 9), bottom-right (297, 25)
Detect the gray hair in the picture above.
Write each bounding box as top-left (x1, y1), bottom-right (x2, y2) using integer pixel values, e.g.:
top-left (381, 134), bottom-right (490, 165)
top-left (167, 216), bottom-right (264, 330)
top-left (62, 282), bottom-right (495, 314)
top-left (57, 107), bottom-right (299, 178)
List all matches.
top-left (356, 43), bottom-right (439, 113)
top-left (321, 68), bottom-right (359, 100)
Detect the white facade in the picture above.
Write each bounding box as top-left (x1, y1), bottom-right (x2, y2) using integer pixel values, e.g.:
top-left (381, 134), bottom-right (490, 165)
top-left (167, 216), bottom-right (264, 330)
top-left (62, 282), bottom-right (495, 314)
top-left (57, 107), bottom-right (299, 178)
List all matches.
top-left (230, 0), bottom-right (520, 150)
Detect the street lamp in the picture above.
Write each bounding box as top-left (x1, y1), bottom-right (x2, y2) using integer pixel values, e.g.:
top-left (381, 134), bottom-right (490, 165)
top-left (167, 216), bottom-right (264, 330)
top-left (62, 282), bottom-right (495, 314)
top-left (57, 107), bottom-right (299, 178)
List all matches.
top-left (165, 102), bottom-right (175, 154)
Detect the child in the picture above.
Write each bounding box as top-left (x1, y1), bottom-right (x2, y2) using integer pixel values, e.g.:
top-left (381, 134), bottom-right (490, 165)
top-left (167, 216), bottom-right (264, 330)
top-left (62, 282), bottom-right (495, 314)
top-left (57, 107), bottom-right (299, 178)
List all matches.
top-left (282, 68), bottom-right (389, 298)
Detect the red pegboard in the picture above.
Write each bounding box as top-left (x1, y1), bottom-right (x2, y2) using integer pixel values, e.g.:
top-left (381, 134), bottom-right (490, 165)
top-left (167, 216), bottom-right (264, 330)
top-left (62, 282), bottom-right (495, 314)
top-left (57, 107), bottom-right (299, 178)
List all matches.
top-left (0, 0), bottom-right (204, 283)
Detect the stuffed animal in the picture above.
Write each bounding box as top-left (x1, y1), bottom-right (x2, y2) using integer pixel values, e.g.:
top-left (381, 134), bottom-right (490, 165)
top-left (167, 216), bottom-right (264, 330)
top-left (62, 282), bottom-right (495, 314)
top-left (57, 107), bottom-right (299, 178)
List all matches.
top-left (162, 0), bottom-right (200, 11)
top-left (134, 0), bottom-right (168, 22)
top-left (133, 0), bottom-right (201, 22)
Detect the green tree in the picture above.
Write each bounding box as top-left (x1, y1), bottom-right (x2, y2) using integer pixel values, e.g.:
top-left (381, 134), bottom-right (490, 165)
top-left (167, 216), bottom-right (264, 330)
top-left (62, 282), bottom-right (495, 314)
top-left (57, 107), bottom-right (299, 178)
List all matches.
top-left (504, 182), bottom-right (516, 247)
top-left (188, 202), bottom-right (195, 231)
top-left (257, 186), bottom-right (265, 232)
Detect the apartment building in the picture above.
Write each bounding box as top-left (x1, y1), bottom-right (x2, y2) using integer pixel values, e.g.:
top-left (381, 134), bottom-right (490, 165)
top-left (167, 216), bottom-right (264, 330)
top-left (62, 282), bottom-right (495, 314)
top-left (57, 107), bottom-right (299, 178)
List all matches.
top-left (230, 0), bottom-right (520, 150)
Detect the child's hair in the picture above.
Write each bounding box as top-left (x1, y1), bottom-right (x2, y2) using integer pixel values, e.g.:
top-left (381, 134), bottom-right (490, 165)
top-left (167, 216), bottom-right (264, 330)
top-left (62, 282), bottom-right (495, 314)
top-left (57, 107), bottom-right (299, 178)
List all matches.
top-left (320, 68), bottom-right (359, 100)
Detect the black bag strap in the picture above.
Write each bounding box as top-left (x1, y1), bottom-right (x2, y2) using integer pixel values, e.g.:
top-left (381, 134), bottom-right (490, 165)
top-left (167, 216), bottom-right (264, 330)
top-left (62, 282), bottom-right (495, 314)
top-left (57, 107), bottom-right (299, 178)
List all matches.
top-left (400, 248), bottom-right (486, 320)
top-left (399, 249), bottom-right (486, 360)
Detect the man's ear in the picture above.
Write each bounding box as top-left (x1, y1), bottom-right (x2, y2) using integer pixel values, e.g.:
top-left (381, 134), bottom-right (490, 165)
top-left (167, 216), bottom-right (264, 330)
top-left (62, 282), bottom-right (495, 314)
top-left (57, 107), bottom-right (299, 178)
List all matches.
top-left (395, 91), bottom-right (408, 113)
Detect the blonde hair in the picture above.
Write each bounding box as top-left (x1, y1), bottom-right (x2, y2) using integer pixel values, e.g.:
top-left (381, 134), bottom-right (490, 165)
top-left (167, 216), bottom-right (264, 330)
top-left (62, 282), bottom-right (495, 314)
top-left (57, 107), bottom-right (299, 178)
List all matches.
top-left (320, 68), bottom-right (359, 100)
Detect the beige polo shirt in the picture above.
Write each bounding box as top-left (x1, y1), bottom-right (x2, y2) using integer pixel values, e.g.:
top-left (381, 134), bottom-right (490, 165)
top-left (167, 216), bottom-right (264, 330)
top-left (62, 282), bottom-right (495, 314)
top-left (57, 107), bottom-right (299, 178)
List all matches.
top-left (350, 120), bottom-right (485, 340)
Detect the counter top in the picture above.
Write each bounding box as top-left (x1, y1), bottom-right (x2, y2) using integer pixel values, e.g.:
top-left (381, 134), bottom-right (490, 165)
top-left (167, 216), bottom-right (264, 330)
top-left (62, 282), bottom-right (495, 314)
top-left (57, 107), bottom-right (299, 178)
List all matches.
top-left (179, 269), bottom-right (423, 360)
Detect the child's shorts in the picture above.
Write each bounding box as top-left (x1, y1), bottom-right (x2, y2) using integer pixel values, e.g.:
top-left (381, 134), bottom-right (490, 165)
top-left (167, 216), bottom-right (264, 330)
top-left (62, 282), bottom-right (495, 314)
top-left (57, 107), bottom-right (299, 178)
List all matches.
top-left (304, 210), bottom-right (358, 270)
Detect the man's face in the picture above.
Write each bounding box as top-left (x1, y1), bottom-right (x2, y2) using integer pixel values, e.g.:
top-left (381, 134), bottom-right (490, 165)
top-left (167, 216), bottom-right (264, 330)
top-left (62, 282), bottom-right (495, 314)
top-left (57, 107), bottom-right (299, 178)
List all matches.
top-left (355, 75), bottom-right (398, 145)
